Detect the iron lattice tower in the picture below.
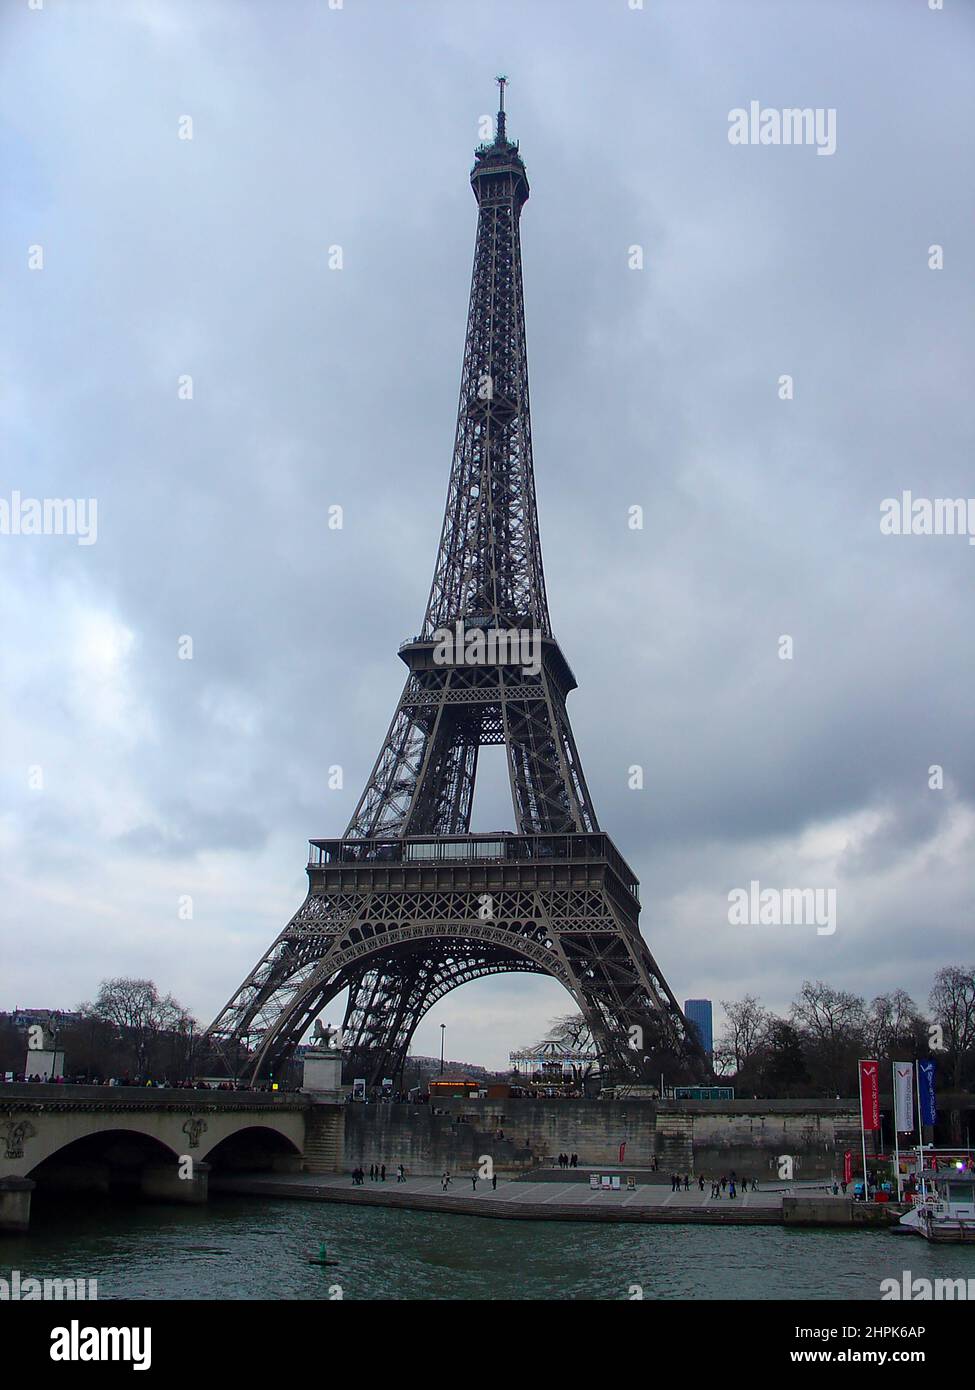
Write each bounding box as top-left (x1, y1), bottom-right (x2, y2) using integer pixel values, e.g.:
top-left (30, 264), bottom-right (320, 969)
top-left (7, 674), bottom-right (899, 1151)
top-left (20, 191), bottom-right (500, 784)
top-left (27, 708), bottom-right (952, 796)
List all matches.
top-left (206, 84), bottom-right (705, 1086)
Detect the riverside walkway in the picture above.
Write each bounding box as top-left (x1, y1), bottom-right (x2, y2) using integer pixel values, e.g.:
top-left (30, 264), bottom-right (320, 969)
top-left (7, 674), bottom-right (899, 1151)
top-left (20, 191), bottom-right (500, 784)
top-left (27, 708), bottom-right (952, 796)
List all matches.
top-left (210, 1170), bottom-right (884, 1227)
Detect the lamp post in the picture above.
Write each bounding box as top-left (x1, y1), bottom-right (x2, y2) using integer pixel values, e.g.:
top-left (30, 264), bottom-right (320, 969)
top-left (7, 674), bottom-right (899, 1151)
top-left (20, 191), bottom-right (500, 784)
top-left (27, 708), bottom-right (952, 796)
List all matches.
top-left (440, 1023), bottom-right (446, 1076)
top-left (50, 1012), bottom-right (61, 1082)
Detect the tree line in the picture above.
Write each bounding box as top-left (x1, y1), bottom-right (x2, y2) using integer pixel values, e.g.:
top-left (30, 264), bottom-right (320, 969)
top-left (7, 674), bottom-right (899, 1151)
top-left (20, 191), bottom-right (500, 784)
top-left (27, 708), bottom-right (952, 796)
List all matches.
top-left (714, 967), bottom-right (975, 1099)
top-left (2, 978), bottom-right (201, 1082)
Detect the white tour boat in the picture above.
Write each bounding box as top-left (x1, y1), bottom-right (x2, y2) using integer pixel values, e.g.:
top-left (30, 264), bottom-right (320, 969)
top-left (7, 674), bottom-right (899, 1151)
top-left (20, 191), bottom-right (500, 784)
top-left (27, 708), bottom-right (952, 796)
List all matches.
top-left (895, 1172), bottom-right (975, 1243)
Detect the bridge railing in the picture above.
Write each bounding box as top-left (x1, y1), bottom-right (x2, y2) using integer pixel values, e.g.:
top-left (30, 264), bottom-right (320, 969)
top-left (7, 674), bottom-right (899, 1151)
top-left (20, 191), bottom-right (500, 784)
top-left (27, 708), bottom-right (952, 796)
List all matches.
top-left (0, 1082), bottom-right (307, 1105)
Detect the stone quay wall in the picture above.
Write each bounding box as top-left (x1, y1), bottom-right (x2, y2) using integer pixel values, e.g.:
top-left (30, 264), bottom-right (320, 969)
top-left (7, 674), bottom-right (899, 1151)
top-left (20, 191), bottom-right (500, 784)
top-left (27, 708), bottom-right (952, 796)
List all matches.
top-left (342, 1098), bottom-right (864, 1179)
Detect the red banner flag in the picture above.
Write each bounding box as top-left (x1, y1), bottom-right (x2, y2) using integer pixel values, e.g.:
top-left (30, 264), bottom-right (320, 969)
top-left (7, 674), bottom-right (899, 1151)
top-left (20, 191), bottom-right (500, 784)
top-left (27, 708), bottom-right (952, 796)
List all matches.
top-left (859, 1060), bottom-right (880, 1132)
top-left (619, 1141), bottom-right (626, 1164)
top-left (843, 1151), bottom-right (853, 1184)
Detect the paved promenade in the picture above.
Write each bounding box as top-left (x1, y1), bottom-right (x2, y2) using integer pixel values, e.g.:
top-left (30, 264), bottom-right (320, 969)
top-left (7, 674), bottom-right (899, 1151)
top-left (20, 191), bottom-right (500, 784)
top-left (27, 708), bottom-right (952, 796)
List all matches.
top-left (211, 1170), bottom-right (817, 1225)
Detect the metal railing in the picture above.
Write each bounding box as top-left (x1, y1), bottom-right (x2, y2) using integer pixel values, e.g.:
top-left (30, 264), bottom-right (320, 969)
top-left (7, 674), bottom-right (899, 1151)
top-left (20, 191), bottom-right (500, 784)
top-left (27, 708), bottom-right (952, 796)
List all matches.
top-left (307, 832), bottom-right (639, 899)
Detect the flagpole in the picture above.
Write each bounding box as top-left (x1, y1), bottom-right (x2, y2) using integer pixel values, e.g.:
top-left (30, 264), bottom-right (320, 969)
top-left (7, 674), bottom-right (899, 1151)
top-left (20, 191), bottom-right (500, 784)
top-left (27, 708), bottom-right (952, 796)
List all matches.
top-left (915, 1056), bottom-right (925, 1199)
top-left (857, 1060), bottom-right (869, 1202)
top-left (892, 1062), bottom-right (902, 1202)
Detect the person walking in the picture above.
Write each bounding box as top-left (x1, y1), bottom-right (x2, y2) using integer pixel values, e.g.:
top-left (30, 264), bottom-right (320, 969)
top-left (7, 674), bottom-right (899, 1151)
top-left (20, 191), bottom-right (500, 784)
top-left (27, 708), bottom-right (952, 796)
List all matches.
top-left (395, 1163), bottom-right (404, 1183)
top-left (381, 1163), bottom-right (387, 1182)
top-left (471, 1169), bottom-right (478, 1191)
top-left (683, 1174), bottom-right (690, 1191)
top-left (492, 1173), bottom-right (497, 1190)
top-left (441, 1170), bottom-right (450, 1192)
top-left (698, 1174), bottom-right (705, 1192)
top-left (729, 1179), bottom-right (737, 1199)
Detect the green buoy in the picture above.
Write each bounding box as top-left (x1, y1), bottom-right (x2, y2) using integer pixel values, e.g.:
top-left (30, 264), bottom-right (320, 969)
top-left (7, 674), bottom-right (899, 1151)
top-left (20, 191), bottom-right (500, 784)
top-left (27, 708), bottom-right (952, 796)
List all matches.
top-left (308, 1240), bottom-right (339, 1267)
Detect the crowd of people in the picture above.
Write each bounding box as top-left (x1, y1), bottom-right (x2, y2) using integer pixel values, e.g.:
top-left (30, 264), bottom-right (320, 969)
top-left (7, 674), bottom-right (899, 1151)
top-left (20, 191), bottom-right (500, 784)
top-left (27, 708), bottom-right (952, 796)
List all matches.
top-left (667, 1171), bottom-right (760, 1198)
top-left (9, 1073), bottom-right (287, 1091)
top-left (351, 1163), bottom-right (406, 1185)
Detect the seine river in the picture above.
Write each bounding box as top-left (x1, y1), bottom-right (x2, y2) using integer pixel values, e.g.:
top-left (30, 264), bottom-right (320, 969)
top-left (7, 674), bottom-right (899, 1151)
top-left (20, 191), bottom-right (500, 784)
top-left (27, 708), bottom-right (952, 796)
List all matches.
top-left (6, 1195), bottom-right (975, 1300)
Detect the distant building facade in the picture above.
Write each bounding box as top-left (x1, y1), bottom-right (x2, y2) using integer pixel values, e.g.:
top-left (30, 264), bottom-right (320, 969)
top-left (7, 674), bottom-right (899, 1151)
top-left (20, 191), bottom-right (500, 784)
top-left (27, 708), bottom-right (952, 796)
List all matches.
top-left (1, 1009), bottom-right (82, 1032)
top-left (683, 999), bottom-right (713, 1057)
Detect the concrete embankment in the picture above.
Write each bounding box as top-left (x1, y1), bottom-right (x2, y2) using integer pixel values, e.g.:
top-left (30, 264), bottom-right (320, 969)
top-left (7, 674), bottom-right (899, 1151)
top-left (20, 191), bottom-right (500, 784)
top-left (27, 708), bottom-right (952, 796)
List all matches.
top-left (341, 1097), bottom-right (865, 1181)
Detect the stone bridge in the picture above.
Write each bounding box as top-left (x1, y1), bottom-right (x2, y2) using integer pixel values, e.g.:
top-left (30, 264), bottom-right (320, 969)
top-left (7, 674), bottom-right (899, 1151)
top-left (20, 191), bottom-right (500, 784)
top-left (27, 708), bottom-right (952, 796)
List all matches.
top-left (0, 1084), bottom-right (343, 1232)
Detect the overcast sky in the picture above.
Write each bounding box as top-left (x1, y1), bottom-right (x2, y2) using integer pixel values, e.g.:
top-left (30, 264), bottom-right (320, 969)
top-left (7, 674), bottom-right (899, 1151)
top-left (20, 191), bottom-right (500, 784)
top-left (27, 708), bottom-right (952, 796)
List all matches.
top-left (2, 0), bottom-right (973, 1071)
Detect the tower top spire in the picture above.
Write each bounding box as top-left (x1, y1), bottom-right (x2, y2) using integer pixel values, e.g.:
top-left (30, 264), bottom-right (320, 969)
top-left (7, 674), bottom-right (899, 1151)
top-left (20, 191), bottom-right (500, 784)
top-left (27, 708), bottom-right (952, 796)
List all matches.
top-left (496, 73), bottom-right (507, 143)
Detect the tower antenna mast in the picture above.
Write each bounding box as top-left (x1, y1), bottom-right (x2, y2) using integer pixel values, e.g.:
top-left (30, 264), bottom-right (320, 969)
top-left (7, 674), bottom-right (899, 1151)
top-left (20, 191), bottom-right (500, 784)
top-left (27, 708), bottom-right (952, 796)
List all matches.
top-left (496, 73), bottom-right (507, 142)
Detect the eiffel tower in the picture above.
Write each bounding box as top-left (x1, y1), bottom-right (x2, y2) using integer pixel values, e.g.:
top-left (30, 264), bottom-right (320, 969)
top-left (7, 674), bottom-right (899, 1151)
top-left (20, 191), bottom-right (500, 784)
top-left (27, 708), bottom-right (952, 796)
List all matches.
top-left (206, 81), bottom-right (705, 1087)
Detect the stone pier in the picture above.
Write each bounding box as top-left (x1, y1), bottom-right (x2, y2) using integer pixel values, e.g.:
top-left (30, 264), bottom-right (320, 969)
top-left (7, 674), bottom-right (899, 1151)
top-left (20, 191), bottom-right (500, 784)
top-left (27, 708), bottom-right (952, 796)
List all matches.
top-left (139, 1160), bottom-right (211, 1205)
top-left (0, 1176), bottom-right (35, 1233)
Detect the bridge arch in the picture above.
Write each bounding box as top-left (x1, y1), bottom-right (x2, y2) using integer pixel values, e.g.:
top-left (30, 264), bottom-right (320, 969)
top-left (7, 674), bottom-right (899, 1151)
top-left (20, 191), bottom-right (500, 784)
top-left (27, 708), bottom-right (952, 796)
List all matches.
top-left (26, 1127), bottom-right (182, 1199)
top-left (19, 1118), bottom-right (182, 1179)
top-left (203, 1124), bottom-right (302, 1173)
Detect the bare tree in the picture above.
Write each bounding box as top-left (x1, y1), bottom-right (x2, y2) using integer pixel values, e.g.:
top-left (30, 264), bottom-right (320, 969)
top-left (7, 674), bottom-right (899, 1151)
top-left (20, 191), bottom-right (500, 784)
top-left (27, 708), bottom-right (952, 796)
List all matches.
top-left (928, 966), bottom-right (975, 1090)
top-left (80, 978), bottom-right (196, 1077)
top-left (545, 1014), bottom-right (593, 1051)
top-left (716, 995), bottom-right (771, 1076)
top-left (867, 989), bottom-right (925, 1058)
top-left (790, 981), bottom-right (867, 1094)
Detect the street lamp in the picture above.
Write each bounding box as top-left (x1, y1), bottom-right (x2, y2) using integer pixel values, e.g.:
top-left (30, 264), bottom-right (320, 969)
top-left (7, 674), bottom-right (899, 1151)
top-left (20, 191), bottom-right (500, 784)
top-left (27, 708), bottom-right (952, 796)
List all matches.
top-left (440, 1023), bottom-right (446, 1076)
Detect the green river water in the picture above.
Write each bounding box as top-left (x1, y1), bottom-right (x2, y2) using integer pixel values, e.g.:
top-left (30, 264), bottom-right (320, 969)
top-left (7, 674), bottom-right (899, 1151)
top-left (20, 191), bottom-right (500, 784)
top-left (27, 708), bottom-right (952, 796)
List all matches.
top-left (4, 1194), bottom-right (975, 1300)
